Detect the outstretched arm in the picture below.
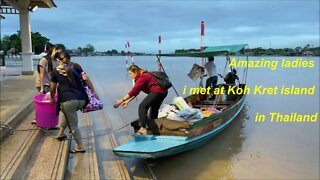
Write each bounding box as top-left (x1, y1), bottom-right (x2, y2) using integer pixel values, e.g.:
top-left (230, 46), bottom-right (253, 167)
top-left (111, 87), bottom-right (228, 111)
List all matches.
top-left (114, 95), bottom-right (136, 108)
top-left (122, 96), bottom-right (136, 108)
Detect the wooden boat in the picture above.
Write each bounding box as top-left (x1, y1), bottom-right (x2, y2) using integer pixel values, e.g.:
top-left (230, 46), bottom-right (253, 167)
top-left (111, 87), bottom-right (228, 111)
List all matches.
top-left (113, 44), bottom-right (249, 158)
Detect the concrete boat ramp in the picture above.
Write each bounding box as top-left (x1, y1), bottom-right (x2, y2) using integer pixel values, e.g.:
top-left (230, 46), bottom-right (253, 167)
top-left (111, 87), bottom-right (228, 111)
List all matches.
top-left (0, 69), bottom-right (156, 179)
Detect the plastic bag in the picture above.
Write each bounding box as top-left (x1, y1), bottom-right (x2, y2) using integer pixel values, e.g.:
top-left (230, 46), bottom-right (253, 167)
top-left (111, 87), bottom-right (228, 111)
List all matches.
top-left (41, 92), bottom-right (51, 102)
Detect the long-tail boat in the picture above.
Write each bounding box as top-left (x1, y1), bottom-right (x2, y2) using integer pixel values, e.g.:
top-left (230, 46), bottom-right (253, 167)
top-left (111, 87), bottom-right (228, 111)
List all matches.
top-left (113, 44), bottom-right (249, 158)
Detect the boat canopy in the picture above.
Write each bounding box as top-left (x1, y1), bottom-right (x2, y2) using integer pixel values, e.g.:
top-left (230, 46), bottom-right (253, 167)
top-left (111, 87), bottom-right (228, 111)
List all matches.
top-left (158, 44), bottom-right (248, 58)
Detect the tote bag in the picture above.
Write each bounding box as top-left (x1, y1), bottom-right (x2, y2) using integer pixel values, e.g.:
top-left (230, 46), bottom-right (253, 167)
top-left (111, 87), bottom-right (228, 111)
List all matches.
top-left (81, 85), bottom-right (103, 113)
top-left (69, 66), bottom-right (103, 113)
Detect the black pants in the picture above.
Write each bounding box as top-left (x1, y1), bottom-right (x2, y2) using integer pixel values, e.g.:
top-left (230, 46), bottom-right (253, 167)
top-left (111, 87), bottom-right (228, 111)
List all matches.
top-left (138, 91), bottom-right (167, 135)
top-left (206, 76), bottom-right (218, 95)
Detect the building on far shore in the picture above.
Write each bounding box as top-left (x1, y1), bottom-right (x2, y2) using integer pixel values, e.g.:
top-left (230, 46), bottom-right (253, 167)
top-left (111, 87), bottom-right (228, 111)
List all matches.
top-left (302, 51), bottom-right (314, 56)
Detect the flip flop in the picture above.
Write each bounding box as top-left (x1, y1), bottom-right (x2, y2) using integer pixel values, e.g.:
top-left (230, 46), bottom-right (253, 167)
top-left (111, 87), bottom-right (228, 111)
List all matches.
top-left (135, 128), bottom-right (147, 135)
top-left (70, 148), bottom-right (86, 153)
top-left (31, 119), bottom-right (36, 124)
top-left (134, 132), bottom-right (144, 136)
top-left (56, 134), bottom-right (67, 141)
top-left (48, 127), bottom-right (60, 130)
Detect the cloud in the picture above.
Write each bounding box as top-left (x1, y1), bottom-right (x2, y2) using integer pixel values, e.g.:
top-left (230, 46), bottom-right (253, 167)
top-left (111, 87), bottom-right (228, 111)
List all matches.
top-left (1, 0), bottom-right (319, 53)
top-left (231, 26), bottom-right (261, 33)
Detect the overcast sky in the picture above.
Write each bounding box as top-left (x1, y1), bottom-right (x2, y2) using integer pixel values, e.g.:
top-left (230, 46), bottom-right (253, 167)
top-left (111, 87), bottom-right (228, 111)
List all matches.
top-left (1, 0), bottom-right (319, 53)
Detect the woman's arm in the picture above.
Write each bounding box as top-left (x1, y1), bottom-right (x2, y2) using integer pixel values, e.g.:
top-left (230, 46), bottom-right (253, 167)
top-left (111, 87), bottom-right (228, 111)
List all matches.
top-left (39, 66), bottom-right (45, 93)
top-left (114, 95), bottom-right (135, 108)
top-left (114, 74), bottom-right (145, 108)
top-left (122, 96), bottom-right (136, 108)
top-left (50, 82), bottom-right (57, 104)
top-left (82, 73), bottom-right (99, 98)
top-left (38, 57), bottom-right (49, 94)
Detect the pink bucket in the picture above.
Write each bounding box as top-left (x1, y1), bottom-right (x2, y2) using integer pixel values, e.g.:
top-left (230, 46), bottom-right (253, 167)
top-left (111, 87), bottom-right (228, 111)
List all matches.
top-left (33, 94), bottom-right (58, 128)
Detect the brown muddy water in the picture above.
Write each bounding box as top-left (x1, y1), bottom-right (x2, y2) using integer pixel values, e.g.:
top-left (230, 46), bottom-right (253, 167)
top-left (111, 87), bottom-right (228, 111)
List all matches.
top-left (74, 55), bottom-right (319, 179)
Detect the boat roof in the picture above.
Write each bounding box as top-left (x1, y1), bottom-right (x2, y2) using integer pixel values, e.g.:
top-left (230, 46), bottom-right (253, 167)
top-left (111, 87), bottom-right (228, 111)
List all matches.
top-left (1, 0), bottom-right (57, 8)
top-left (158, 44), bottom-right (248, 58)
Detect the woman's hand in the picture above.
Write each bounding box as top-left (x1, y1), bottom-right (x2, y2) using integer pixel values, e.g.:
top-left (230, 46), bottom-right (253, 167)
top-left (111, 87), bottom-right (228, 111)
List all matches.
top-left (122, 100), bottom-right (129, 108)
top-left (50, 98), bottom-right (55, 104)
top-left (113, 99), bottom-right (123, 108)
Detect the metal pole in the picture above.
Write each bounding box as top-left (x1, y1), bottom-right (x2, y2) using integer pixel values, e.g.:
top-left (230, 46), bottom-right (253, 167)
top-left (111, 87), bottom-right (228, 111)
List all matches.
top-left (125, 44), bottom-right (128, 70)
top-left (199, 21), bottom-right (205, 88)
top-left (158, 35), bottom-right (161, 71)
top-left (127, 41), bottom-right (134, 65)
top-left (0, 16), bottom-right (5, 66)
top-left (157, 56), bottom-right (179, 97)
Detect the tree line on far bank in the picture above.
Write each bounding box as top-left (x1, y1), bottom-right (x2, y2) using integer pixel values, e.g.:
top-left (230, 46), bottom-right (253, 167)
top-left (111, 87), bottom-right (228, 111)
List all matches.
top-left (0, 31), bottom-right (149, 57)
top-left (175, 45), bottom-right (319, 56)
top-left (1, 31), bottom-right (67, 54)
top-left (1, 31), bottom-right (319, 57)
top-left (1, 31), bottom-right (92, 56)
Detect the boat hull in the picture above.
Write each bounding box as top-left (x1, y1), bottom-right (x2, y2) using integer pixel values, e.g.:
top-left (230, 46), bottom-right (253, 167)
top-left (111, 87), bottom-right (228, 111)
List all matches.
top-left (113, 95), bottom-right (246, 158)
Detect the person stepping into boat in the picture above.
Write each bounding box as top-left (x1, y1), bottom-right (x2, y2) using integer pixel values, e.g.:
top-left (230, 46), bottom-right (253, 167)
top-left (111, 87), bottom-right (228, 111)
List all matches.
top-left (114, 65), bottom-right (168, 135)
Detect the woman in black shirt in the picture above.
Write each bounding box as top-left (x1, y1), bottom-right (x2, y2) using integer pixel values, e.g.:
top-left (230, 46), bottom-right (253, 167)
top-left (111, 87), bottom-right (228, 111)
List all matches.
top-left (50, 53), bottom-right (97, 153)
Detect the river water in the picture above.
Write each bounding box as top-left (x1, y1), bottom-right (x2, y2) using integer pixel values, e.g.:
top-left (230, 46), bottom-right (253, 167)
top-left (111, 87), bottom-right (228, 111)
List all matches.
top-left (73, 55), bottom-right (319, 179)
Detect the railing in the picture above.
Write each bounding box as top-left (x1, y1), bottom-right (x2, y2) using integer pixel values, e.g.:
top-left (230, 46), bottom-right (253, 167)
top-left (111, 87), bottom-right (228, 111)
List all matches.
top-left (0, 7), bottom-right (19, 14)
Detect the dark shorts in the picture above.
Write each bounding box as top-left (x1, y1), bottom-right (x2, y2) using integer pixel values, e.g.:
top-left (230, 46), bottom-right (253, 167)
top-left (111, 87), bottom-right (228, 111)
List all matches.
top-left (206, 76), bottom-right (218, 90)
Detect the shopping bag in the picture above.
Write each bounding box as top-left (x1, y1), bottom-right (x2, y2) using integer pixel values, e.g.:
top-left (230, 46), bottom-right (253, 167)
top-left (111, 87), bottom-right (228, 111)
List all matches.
top-left (81, 86), bottom-right (103, 113)
top-left (68, 66), bottom-right (103, 113)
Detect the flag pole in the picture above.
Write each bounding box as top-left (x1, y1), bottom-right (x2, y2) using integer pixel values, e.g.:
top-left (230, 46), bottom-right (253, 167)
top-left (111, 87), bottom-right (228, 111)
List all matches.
top-left (158, 35), bottom-right (162, 71)
top-left (127, 41), bottom-right (134, 65)
top-left (199, 21), bottom-right (205, 88)
top-left (125, 44), bottom-right (128, 70)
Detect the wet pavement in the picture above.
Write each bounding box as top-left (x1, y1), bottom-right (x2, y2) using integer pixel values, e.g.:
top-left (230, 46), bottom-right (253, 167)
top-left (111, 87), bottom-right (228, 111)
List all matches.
top-left (0, 61), bottom-right (153, 179)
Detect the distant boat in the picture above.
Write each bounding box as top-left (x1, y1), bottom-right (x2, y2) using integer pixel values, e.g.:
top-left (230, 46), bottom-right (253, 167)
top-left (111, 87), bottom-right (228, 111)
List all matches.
top-left (33, 44), bottom-right (47, 59)
top-left (113, 44), bottom-right (249, 158)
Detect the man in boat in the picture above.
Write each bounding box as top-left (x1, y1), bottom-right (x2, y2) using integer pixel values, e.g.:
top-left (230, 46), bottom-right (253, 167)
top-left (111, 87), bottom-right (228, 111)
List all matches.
top-left (219, 67), bottom-right (239, 101)
top-left (204, 56), bottom-right (218, 100)
top-left (223, 68), bottom-right (239, 85)
top-left (113, 65), bottom-right (168, 135)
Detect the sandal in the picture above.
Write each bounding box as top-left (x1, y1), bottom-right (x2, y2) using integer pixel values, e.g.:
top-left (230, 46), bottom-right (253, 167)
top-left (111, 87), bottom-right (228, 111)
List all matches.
top-left (31, 119), bottom-right (36, 124)
top-left (135, 127), bottom-right (147, 135)
top-left (56, 134), bottom-right (67, 141)
top-left (48, 127), bottom-right (59, 130)
top-left (70, 148), bottom-right (86, 153)
top-left (135, 132), bottom-right (144, 136)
